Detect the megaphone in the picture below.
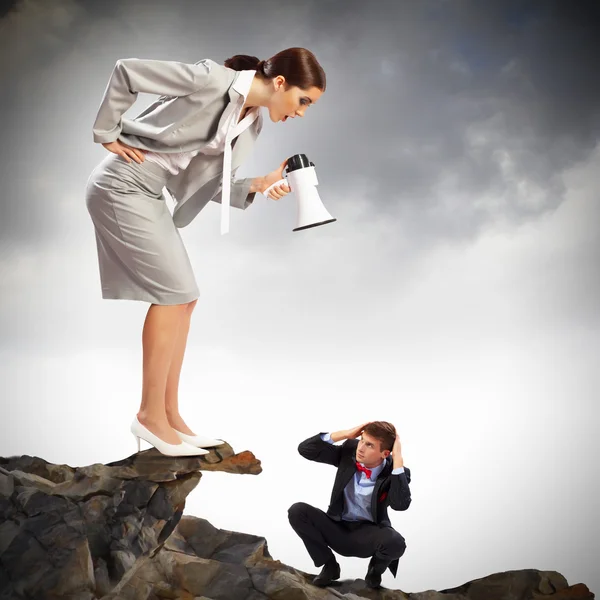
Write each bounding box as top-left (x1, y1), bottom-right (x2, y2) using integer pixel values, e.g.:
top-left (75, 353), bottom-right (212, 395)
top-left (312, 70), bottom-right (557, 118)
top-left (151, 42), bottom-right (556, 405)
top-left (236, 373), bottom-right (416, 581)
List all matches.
top-left (263, 153), bottom-right (336, 231)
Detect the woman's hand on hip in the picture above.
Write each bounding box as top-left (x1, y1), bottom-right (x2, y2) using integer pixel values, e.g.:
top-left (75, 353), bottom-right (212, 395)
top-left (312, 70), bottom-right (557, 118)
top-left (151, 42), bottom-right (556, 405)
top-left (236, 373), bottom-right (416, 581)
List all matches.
top-left (102, 140), bottom-right (147, 164)
top-left (263, 159), bottom-right (291, 200)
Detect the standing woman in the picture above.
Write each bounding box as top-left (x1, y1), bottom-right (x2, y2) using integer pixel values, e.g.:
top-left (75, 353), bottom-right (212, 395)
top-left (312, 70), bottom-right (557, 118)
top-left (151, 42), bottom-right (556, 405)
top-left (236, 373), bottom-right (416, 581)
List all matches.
top-left (86, 48), bottom-right (326, 456)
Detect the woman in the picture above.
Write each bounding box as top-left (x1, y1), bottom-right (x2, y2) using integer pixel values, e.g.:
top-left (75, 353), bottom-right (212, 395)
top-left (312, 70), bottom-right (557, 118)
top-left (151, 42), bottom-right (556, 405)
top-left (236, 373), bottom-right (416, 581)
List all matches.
top-left (86, 47), bottom-right (326, 457)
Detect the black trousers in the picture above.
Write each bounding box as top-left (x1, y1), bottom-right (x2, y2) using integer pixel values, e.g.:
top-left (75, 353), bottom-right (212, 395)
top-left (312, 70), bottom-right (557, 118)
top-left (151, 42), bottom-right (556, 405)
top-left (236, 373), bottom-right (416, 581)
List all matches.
top-left (288, 502), bottom-right (406, 570)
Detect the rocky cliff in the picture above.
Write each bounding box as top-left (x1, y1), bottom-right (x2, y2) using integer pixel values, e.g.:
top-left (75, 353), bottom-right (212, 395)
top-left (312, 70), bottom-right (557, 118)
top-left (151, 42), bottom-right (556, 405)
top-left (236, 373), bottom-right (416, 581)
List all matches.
top-left (0, 447), bottom-right (594, 600)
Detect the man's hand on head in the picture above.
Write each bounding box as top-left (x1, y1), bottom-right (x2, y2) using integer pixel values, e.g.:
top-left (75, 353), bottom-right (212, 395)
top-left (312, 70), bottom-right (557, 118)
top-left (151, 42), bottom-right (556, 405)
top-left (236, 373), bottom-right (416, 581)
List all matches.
top-left (392, 434), bottom-right (404, 468)
top-left (345, 422), bottom-right (370, 439)
top-left (330, 423), bottom-right (370, 443)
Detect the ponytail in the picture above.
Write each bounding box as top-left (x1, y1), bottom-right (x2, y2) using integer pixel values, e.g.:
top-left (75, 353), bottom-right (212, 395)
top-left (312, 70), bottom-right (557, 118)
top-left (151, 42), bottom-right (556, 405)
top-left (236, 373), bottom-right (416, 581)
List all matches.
top-left (224, 48), bottom-right (326, 91)
top-left (224, 54), bottom-right (265, 73)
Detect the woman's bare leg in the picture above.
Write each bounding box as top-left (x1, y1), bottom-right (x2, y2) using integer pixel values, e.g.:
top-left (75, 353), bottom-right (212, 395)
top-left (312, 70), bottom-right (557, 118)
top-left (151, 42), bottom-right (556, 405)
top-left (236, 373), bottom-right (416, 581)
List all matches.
top-left (137, 302), bottom-right (191, 444)
top-left (165, 299), bottom-right (198, 435)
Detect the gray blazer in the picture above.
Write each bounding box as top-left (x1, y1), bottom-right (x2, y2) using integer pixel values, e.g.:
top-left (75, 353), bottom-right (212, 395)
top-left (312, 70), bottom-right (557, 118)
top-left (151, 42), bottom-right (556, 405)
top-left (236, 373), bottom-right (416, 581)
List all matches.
top-left (92, 58), bottom-right (263, 228)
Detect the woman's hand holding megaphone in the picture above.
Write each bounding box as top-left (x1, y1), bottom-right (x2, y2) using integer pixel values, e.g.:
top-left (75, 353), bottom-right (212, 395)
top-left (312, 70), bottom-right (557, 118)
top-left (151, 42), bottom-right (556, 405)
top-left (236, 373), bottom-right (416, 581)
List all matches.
top-left (254, 152), bottom-right (336, 231)
top-left (261, 159), bottom-right (291, 200)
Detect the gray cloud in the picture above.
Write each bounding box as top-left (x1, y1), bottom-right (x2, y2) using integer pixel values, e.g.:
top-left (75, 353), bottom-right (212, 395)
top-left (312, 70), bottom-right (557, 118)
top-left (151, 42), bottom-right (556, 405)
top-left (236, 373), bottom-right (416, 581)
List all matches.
top-left (0, 2), bottom-right (598, 594)
top-left (1, 0), bottom-right (599, 346)
top-left (293, 0), bottom-right (600, 240)
top-left (2, 0), bottom-right (599, 251)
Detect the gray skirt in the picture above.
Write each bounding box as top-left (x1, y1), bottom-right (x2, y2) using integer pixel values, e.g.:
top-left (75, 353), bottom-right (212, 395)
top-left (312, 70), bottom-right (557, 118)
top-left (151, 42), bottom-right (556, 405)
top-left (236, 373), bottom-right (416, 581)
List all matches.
top-left (85, 153), bottom-right (200, 305)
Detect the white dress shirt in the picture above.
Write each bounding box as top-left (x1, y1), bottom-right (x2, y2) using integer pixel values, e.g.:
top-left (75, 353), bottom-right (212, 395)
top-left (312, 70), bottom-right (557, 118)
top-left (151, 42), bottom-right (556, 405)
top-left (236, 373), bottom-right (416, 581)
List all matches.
top-left (145, 69), bottom-right (257, 175)
top-left (145, 69), bottom-right (260, 233)
top-left (321, 432), bottom-right (405, 522)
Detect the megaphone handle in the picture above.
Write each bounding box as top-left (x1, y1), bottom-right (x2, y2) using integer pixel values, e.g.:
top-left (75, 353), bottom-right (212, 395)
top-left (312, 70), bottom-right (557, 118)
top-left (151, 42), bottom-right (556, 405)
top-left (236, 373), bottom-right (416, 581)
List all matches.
top-left (261, 178), bottom-right (288, 199)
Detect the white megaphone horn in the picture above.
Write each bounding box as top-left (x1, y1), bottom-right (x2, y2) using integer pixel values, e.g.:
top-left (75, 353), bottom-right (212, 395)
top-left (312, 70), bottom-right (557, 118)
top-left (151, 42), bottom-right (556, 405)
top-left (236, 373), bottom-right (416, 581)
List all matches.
top-left (262, 153), bottom-right (336, 231)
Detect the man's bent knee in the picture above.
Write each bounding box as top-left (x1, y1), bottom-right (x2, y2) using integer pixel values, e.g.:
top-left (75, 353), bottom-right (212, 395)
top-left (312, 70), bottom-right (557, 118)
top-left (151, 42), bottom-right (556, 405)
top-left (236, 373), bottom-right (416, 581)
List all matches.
top-left (288, 502), bottom-right (311, 524)
top-left (380, 530), bottom-right (406, 558)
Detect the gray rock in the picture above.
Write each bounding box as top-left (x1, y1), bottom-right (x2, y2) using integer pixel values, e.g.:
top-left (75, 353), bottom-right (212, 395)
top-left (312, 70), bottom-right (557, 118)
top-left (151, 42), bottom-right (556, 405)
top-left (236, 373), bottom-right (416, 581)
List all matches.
top-left (0, 449), bottom-right (593, 600)
top-left (0, 445), bottom-right (260, 599)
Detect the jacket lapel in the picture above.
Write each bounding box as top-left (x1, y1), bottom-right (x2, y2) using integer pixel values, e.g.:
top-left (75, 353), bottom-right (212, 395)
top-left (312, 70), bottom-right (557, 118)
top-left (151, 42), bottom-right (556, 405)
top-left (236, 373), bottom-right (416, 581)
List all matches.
top-left (227, 70), bottom-right (261, 171)
top-left (337, 459), bottom-right (356, 497)
top-left (370, 458), bottom-right (392, 520)
top-left (228, 73), bottom-right (243, 104)
top-left (231, 115), bottom-right (261, 171)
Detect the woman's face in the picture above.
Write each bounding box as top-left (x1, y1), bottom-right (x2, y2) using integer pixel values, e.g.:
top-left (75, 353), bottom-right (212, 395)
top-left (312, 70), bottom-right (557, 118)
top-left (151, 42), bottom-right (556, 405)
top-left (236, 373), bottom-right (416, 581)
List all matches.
top-left (267, 76), bottom-right (323, 123)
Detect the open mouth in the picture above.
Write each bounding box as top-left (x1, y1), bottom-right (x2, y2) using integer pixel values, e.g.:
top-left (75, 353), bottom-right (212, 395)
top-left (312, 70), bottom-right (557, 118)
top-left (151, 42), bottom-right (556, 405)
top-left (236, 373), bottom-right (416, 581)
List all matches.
top-left (282, 115), bottom-right (288, 122)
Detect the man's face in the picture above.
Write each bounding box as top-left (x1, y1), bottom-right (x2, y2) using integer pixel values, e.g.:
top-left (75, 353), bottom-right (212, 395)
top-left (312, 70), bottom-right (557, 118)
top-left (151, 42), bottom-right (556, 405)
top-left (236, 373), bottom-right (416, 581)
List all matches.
top-left (356, 432), bottom-right (390, 468)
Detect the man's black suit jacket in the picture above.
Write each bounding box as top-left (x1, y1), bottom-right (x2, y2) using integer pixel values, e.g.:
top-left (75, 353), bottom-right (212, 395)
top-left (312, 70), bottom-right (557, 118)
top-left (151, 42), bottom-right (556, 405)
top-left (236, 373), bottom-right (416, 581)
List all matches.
top-left (297, 432), bottom-right (412, 577)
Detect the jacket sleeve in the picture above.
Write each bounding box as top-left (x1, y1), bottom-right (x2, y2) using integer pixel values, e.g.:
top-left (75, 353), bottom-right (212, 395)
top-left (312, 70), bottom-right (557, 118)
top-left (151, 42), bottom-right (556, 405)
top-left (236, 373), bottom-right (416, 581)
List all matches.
top-left (297, 433), bottom-right (343, 467)
top-left (209, 171), bottom-right (256, 210)
top-left (388, 466), bottom-right (412, 511)
top-left (92, 58), bottom-right (213, 144)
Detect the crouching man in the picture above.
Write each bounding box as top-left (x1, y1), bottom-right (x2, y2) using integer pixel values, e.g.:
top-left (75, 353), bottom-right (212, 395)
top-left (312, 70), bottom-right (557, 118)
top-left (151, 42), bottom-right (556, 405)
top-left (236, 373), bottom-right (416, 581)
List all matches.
top-left (288, 421), bottom-right (411, 589)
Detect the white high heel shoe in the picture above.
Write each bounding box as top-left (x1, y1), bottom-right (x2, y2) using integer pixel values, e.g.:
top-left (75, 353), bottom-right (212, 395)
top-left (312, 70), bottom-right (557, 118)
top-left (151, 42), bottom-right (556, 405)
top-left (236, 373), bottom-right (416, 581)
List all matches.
top-left (173, 429), bottom-right (225, 449)
top-left (131, 418), bottom-right (209, 456)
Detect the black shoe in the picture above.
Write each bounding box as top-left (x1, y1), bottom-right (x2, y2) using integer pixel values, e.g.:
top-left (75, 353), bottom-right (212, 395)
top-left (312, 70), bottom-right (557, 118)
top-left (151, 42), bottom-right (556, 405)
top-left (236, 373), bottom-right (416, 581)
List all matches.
top-left (312, 558), bottom-right (340, 587)
top-left (365, 568), bottom-right (382, 589)
top-left (365, 556), bottom-right (388, 589)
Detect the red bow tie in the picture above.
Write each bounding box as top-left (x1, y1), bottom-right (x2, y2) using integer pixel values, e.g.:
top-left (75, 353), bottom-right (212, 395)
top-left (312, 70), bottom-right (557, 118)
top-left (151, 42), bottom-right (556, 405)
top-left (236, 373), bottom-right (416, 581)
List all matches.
top-left (355, 462), bottom-right (372, 479)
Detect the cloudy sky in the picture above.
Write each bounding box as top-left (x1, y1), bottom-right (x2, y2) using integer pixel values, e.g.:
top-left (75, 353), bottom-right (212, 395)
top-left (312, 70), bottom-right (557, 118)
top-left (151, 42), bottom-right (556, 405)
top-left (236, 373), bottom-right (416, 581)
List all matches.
top-left (1, 0), bottom-right (599, 595)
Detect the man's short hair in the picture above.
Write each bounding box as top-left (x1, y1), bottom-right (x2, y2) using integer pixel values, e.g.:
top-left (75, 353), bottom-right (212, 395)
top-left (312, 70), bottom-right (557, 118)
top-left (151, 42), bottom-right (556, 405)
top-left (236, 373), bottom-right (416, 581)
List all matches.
top-left (364, 421), bottom-right (396, 452)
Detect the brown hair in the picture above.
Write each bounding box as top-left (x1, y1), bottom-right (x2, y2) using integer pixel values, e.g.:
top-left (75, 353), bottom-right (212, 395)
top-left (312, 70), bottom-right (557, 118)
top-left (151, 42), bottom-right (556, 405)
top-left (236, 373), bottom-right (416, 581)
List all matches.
top-left (224, 47), bottom-right (326, 91)
top-left (364, 421), bottom-right (397, 452)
